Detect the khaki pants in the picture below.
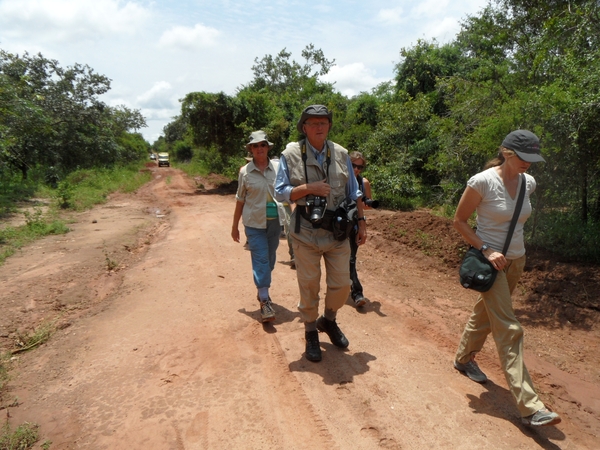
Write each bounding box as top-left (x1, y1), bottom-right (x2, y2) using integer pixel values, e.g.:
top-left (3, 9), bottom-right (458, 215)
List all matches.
top-left (455, 254), bottom-right (544, 417)
top-left (291, 213), bottom-right (351, 323)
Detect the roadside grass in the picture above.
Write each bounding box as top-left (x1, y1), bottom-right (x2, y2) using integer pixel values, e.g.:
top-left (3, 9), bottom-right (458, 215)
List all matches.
top-left (0, 352), bottom-right (9, 394)
top-left (0, 209), bottom-right (70, 265)
top-left (56, 163), bottom-right (152, 211)
top-left (0, 172), bottom-right (39, 220)
top-left (1, 353), bottom-right (46, 450)
top-left (172, 158), bottom-right (210, 178)
top-left (12, 321), bottom-right (56, 355)
top-left (0, 162), bottom-right (151, 266)
top-left (0, 421), bottom-right (42, 450)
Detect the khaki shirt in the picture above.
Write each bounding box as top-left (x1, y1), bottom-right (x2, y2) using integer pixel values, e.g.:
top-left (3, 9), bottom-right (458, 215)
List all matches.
top-left (236, 160), bottom-right (285, 229)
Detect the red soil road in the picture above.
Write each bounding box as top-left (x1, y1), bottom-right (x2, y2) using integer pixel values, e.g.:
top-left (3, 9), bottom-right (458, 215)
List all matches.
top-left (1, 165), bottom-right (598, 449)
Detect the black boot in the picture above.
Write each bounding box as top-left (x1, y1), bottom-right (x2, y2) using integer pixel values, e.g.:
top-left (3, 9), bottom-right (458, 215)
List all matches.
top-left (316, 316), bottom-right (349, 348)
top-left (305, 330), bottom-right (322, 362)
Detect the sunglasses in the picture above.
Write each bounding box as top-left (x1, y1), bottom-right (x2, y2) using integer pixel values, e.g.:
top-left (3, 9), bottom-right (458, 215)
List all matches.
top-left (352, 163), bottom-right (364, 170)
top-left (250, 142), bottom-right (269, 149)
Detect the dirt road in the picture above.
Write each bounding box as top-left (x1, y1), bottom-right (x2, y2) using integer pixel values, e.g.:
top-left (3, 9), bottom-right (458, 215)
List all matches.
top-left (1, 166), bottom-right (598, 449)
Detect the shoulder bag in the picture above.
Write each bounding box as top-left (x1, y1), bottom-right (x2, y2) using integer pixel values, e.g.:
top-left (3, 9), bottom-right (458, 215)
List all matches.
top-left (459, 174), bottom-right (526, 292)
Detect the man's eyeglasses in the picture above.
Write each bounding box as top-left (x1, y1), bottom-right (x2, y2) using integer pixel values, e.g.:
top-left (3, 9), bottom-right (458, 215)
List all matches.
top-left (250, 142), bottom-right (269, 149)
top-left (304, 121), bottom-right (329, 128)
top-left (352, 163), bottom-right (364, 170)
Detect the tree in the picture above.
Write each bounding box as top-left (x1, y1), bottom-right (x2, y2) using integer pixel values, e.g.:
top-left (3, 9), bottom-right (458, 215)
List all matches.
top-left (0, 49), bottom-right (147, 179)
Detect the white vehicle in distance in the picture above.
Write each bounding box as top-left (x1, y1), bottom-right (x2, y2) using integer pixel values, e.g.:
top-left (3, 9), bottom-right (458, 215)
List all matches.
top-left (157, 153), bottom-right (170, 167)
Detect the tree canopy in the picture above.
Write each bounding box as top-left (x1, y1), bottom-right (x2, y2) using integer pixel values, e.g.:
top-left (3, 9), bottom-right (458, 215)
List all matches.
top-left (0, 50), bottom-right (148, 182)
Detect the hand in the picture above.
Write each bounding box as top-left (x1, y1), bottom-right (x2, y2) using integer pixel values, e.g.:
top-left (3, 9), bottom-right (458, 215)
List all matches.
top-left (485, 249), bottom-right (506, 270)
top-left (356, 221), bottom-right (367, 245)
top-left (309, 179), bottom-right (331, 197)
top-left (231, 227), bottom-right (240, 243)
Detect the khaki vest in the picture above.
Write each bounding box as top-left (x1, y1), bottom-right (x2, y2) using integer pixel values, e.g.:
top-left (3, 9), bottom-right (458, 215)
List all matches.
top-left (282, 139), bottom-right (350, 209)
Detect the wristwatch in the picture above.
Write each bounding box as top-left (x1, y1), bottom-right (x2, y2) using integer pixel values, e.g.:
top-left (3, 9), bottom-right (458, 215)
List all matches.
top-left (357, 217), bottom-right (367, 222)
top-left (480, 244), bottom-right (490, 252)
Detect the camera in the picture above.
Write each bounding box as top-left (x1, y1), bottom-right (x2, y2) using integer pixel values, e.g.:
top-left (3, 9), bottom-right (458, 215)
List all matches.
top-left (362, 197), bottom-right (379, 209)
top-left (306, 196), bottom-right (327, 224)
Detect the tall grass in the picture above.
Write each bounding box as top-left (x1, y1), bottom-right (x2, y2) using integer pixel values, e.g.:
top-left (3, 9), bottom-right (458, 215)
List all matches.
top-left (56, 163), bottom-right (152, 210)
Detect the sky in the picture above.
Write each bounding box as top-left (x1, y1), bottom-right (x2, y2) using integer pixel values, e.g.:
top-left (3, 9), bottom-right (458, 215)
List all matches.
top-left (0, 0), bottom-right (489, 143)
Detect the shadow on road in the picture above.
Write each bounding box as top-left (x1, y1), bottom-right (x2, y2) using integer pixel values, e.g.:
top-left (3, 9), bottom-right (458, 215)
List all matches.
top-left (466, 380), bottom-right (567, 449)
top-left (237, 301), bottom-right (301, 332)
top-left (288, 346), bottom-right (377, 386)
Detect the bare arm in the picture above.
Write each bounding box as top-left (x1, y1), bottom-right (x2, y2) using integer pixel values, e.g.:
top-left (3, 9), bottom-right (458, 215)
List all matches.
top-left (362, 177), bottom-right (373, 210)
top-left (231, 201), bottom-right (244, 243)
top-left (453, 186), bottom-right (506, 269)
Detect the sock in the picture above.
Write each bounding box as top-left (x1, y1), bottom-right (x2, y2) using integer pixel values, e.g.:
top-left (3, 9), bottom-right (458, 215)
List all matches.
top-left (324, 308), bottom-right (336, 322)
top-left (257, 287), bottom-right (269, 302)
top-left (305, 321), bottom-right (317, 332)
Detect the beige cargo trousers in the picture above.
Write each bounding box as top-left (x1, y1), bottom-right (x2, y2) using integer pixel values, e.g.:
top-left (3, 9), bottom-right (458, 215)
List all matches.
top-left (455, 254), bottom-right (545, 417)
top-left (290, 213), bottom-right (351, 324)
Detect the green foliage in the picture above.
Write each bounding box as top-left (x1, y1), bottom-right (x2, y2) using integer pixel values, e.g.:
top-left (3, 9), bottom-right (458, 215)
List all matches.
top-left (0, 49), bottom-right (148, 181)
top-left (0, 421), bottom-right (39, 450)
top-left (173, 141), bottom-right (193, 162)
top-left (0, 169), bottom-right (38, 218)
top-left (54, 163), bottom-right (151, 211)
top-left (529, 212), bottom-right (600, 262)
top-left (367, 165), bottom-right (421, 211)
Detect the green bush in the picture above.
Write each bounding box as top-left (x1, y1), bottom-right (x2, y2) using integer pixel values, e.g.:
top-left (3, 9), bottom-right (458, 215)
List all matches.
top-left (529, 211), bottom-right (600, 262)
top-left (55, 163), bottom-right (151, 211)
top-left (174, 141), bottom-right (193, 162)
top-left (368, 165), bottom-right (422, 211)
top-left (0, 170), bottom-right (38, 218)
top-left (0, 421), bottom-right (39, 450)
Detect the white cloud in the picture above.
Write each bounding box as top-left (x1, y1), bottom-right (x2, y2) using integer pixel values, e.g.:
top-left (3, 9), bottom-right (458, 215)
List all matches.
top-left (377, 7), bottom-right (406, 26)
top-left (158, 24), bottom-right (220, 50)
top-left (425, 17), bottom-right (464, 42)
top-left (322, 63), bottom-right (390, 97)
top-left (411, 0), bottom-right (450, 18)
top-left (136, 81), bottom-right (176, 109)
top-left (0, 0), bottom-right (150, 42)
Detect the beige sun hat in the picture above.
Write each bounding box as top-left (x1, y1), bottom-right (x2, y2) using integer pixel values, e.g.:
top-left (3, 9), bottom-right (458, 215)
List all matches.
top-left (246, 130), bottom-right (274, 151)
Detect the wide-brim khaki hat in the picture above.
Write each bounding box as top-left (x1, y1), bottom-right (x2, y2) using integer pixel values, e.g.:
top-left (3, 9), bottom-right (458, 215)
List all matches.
top-left (246, 130), bottom-right (274, 150)
top-left (296, 105), bottom-right (333, 134)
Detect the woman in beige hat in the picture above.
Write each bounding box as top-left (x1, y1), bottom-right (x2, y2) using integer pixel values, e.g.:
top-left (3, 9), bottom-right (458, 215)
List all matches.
top-left (232, 131), bottom-right (285, 323)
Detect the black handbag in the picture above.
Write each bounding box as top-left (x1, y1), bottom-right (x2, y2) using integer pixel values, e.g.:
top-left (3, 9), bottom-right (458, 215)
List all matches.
top-left (459, 174), bottom-right (526, 292)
